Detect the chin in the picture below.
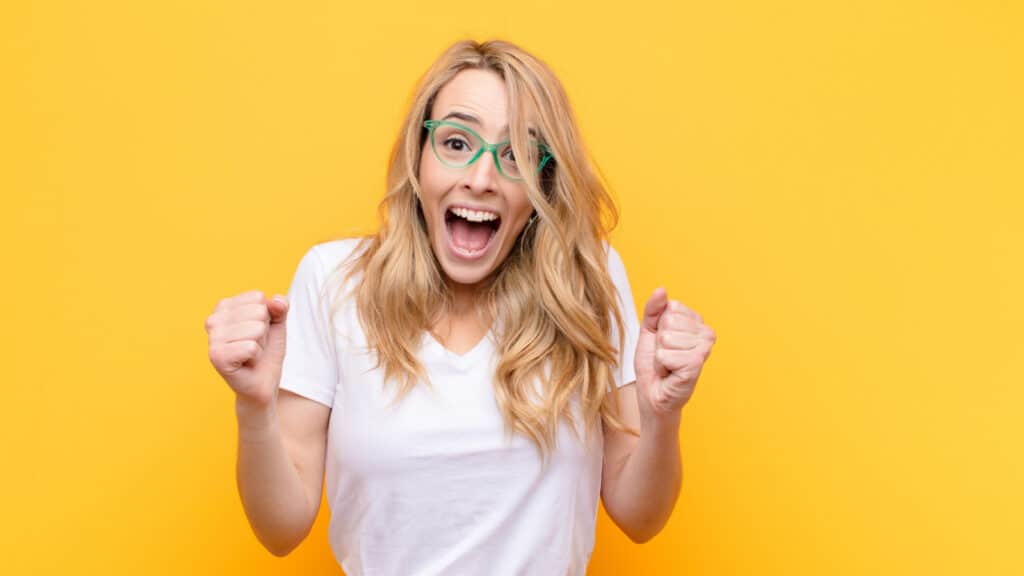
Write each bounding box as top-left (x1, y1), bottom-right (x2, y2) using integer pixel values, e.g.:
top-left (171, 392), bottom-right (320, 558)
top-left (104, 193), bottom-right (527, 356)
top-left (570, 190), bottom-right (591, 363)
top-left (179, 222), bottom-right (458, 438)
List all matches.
top-left (444, 268), bottom-right (492, 286)
top-left (435, 242), bottom-right (500, 286)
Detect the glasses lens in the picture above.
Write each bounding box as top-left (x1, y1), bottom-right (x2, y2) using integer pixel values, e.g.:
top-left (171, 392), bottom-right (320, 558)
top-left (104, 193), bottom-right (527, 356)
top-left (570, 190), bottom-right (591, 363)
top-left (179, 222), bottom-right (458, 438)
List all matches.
top-left (496, 142), bottom-right (549, 180)
top-left (431, 123), bottom-right (478, 167)
top-left (496, 143), bottom-right (520, 179)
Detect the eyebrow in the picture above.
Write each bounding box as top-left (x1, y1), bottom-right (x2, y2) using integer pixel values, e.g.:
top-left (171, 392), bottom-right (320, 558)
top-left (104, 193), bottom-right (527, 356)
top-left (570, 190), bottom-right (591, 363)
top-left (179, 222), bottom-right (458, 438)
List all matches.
top-left (439, 110), bottom-right (539, 140)
top-left (441, 111), bottom-right (484, 126)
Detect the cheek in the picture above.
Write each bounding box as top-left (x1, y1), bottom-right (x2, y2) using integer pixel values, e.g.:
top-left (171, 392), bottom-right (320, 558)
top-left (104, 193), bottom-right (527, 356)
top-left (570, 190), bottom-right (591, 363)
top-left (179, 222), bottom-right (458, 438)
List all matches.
top-left (507, 189), bottom-right (534, 229)
top-left (417, 152), bottom-right (444, 222)
top-left (418, 146), bottom-right (456, 194)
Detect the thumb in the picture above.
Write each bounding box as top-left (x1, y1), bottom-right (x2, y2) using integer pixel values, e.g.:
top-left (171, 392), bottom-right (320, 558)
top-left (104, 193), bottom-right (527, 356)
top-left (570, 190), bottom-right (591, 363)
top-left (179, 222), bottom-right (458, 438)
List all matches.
top-left (635, 287), bottom-right (670, 382)
top-left (640, 287), bottom-right (669, 334)
top-left (265, 295), bottom-right (289, 361)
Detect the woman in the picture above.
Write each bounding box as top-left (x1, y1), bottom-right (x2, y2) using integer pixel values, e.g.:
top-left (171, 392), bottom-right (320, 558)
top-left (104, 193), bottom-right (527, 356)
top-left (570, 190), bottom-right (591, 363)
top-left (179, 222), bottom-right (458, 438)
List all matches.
top-left (205, 39), bottom-right (716, 575)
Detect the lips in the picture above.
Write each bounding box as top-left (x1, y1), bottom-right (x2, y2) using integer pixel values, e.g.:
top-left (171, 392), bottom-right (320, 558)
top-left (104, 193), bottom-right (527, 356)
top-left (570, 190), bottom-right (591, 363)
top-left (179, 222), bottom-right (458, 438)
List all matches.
top-left (446, 203), bottom-right (502, 222)
top-left (445, 206), bottom-right (501, 259)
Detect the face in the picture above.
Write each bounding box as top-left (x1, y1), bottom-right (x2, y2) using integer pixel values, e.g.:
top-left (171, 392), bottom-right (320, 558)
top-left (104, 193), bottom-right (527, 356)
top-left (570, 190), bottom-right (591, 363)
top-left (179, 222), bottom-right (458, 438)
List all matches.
top-left (418, 68), bottom-right (536, 290)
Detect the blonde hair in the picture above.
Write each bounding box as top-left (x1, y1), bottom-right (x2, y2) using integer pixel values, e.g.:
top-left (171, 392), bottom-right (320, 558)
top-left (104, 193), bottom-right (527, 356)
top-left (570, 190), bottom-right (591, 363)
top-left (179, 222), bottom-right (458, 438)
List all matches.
top-left (329, 39), bottom-right (638, 463)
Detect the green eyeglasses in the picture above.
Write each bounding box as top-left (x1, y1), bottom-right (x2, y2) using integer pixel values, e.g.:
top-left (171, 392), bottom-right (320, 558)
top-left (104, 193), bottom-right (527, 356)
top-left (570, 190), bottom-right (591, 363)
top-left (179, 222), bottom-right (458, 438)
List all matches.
top-left (423, 119), bottom-right (553, 181)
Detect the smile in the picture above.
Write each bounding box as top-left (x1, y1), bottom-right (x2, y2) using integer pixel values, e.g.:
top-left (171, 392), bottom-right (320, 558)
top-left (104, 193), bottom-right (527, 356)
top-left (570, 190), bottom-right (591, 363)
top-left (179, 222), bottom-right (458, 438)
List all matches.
top-left (444, 205), bottom-right (502, 260)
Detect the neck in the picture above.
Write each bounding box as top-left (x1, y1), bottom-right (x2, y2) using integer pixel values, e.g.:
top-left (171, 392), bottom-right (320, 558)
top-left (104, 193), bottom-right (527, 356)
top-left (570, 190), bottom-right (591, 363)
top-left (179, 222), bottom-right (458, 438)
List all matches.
top-left (447, 279), bottom-right (481, 316)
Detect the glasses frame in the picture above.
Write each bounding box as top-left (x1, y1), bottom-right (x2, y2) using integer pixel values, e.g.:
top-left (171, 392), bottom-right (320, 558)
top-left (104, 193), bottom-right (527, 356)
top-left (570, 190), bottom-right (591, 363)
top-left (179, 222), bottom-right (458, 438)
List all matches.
top-left (423, 119), bottom-right (553, 181)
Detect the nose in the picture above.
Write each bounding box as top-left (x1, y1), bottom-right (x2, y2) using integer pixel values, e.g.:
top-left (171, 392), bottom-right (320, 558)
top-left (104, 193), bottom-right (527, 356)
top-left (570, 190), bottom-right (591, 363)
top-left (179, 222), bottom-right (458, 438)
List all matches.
top-left (461, 149), bottom-right (501, 193)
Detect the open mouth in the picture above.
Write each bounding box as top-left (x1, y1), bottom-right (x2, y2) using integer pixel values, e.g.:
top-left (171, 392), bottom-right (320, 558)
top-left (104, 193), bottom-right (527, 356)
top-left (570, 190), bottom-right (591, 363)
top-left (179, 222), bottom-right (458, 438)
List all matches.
top-left (444, 207), bottom-right (501, 259)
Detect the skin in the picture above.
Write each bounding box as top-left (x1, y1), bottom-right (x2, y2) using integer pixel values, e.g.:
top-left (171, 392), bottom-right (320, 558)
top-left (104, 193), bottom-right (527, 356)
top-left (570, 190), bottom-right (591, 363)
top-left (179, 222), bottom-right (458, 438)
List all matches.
top-left (418, 68), bottom-right (721, 542)
top-left (602, 288), bottom-right (717, 542)
top-left (417, 68), bottom-right (535, 332)
top-left (217, 67), bottom-right (717, 559)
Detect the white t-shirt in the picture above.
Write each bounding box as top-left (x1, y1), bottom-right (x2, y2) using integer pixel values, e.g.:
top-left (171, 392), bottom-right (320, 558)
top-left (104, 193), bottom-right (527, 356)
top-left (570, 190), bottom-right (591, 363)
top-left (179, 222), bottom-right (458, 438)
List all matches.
top-left (278, 238), bottom-right (640, 575)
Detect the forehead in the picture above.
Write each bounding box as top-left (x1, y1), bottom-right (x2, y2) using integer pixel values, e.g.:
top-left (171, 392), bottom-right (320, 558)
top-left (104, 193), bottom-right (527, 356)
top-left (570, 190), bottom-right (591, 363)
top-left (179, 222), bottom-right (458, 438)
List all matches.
top-left (431, 68), bottom-right (510, 134)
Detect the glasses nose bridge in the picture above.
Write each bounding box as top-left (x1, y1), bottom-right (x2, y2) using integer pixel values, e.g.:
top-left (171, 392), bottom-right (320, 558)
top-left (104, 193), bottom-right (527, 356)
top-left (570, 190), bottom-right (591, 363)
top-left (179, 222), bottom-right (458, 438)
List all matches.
top-left (424, 120), bottom-right (518, 182)
top-left (467, 138), bottom-right (506, 179)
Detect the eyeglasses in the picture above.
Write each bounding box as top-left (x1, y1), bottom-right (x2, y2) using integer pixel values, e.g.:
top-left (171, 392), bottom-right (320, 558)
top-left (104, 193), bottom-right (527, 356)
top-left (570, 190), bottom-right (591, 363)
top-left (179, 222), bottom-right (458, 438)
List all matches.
top-left (423, 119), bottom-right (553, 181)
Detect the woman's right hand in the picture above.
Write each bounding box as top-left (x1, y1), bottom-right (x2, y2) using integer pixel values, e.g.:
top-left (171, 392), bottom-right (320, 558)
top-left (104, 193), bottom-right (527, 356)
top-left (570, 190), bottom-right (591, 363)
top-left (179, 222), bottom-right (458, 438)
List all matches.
top-left (205, 290), bottom-right (290, 408)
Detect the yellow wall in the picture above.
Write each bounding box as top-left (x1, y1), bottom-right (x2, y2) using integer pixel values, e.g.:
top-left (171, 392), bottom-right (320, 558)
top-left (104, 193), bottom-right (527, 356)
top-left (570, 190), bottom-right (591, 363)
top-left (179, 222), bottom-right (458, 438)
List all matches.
top-left (4, 1), bottom-right (1021, 574)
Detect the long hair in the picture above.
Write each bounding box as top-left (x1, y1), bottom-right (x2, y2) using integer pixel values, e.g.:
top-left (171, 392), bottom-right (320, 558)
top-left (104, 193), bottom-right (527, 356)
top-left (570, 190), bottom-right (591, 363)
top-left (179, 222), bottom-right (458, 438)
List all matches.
top-left (330, 39), bottom-right (638, 463)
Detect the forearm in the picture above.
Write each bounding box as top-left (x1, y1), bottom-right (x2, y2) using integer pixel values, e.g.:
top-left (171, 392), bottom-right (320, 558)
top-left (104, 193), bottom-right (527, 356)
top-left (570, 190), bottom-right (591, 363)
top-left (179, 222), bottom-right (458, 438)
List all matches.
top-left (606, 412), bottom-right (682, 543)
top-left (235, 398), bottom-right (315, 556)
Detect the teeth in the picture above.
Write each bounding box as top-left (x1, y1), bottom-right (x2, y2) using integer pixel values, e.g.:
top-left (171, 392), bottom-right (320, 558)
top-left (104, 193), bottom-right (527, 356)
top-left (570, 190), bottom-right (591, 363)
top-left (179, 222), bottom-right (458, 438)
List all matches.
top-left (451, 207), bottom-right (499, 222)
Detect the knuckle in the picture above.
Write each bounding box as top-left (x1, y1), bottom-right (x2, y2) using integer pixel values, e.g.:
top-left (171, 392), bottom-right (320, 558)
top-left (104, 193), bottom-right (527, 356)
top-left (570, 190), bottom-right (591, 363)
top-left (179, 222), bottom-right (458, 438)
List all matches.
top-left (208, 343), bottom-right (223, 364)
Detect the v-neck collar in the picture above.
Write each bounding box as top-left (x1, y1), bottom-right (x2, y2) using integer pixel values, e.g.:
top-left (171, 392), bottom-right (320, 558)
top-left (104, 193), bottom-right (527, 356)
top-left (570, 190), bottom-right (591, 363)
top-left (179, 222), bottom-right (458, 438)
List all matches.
top-left (423, 329), bottom-right (494, 370)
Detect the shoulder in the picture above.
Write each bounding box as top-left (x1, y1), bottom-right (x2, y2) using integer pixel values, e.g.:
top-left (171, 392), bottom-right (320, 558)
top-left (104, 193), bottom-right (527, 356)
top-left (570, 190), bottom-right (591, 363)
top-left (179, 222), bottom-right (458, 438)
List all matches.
top-left (601, 239), bottom-right (628, 279)
top-left (293, 237), bottom-right (373, 309)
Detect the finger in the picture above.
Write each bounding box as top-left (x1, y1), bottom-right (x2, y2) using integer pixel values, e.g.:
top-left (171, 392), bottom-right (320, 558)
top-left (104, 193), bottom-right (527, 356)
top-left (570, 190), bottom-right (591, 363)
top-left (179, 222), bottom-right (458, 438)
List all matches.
top-left (210, 340), bottom-right (262, 374)
top-left (668, 299), bottom-right (703, 323)
top-left (641, 287), bottom-right (670, 333)
top-left (224, 302), bottom-right (272, 325)
top-left (655, 348), bottom-right (701, 373)
top-left (268, 295), bottom-right (289, 323)
top-left (657, 330), bottom-right (702, 351)
top-left (659, 312), bottom-right (701, 334)
top-left (211, 320), bottom-right (268, 344)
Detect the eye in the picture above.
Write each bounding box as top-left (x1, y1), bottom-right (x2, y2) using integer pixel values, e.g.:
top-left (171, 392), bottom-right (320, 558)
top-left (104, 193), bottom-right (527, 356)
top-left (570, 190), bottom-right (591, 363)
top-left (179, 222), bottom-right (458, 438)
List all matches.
top-left (443, 137), bottom-right (471, 152)
top-left (502, 148), bottom-right (517, 164)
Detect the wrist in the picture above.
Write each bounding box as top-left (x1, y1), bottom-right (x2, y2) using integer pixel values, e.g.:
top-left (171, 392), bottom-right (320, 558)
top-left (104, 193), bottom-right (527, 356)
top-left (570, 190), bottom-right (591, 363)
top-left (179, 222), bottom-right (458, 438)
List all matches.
top-left (235, 394), bottom-right (279, 441)
top-left (641, 408), bottom-right (682, 437)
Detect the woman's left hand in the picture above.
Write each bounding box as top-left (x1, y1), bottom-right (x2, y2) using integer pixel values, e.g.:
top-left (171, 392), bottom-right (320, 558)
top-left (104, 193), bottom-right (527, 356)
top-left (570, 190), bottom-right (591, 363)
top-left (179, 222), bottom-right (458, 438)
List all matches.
top-left (633, 287), bottom-right (717, 423)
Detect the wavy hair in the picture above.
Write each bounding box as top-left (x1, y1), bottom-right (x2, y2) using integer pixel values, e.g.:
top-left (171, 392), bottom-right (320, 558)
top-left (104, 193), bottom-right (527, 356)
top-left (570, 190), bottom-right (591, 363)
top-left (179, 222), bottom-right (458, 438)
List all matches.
top-left (329, 39), bottom-right (638, 463)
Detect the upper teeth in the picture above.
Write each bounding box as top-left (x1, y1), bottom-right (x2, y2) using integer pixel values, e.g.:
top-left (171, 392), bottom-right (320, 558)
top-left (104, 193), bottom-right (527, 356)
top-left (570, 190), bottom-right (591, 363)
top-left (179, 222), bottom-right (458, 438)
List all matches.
top-left (451, 207), bottom-right (499, 222)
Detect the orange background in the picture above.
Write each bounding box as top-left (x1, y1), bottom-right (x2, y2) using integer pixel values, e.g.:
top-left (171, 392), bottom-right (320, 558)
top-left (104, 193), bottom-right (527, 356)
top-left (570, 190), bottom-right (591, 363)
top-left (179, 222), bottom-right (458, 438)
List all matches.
top-left (3, 1), bottom-right (1022, 574)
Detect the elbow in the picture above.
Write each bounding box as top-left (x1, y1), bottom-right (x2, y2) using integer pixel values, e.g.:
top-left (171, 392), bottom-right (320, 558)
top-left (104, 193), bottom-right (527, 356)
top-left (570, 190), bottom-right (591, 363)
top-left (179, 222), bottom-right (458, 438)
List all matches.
top-left (611, 503), bottom-right (674, 544)
top-left (270, 548), bottom-right (294, 558)
top-left (248, 507), bottom-right (316, 557)
top-left (254, 528), bottom-right (307, 558)
top-left (265, 538), bottom-right (301, 558)
top-left (607, 509), bottom-right (668, 544)
top-left (625, 525), bottom-right (662, 544)
top-left (268, 541), bottom-right (293, 557)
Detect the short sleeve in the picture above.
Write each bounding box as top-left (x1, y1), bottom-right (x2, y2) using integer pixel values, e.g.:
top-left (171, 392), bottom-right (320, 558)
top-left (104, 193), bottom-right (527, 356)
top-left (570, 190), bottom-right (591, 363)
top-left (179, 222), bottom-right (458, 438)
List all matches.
top-left (278, 245), bottom-right (339, 408)
top-left (606, 242), bottom-right (640, 389)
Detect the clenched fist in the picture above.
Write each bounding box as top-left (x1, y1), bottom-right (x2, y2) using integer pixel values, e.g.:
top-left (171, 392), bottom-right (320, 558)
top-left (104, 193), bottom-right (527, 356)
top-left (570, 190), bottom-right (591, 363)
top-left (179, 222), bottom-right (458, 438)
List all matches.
top-left (634, 287), bottom-right (716, 421)
top-left (205, 290), bottom-right (290, 407)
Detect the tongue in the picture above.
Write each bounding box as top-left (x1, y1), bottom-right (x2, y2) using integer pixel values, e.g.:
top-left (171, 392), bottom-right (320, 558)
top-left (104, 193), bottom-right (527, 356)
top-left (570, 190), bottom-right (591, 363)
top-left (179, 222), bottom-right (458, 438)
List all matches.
top-left (450, 218), bottom-right (492, 251)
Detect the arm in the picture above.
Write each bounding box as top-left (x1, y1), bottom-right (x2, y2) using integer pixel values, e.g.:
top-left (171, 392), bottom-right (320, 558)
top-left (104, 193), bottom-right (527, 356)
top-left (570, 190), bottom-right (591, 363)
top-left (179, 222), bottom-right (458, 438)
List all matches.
top-left (601, 382), bottom-right (682, 543)
top-left (602, 287), bottom-right (716, 543)
top-left (236, 389), bottom-right (331, 556)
